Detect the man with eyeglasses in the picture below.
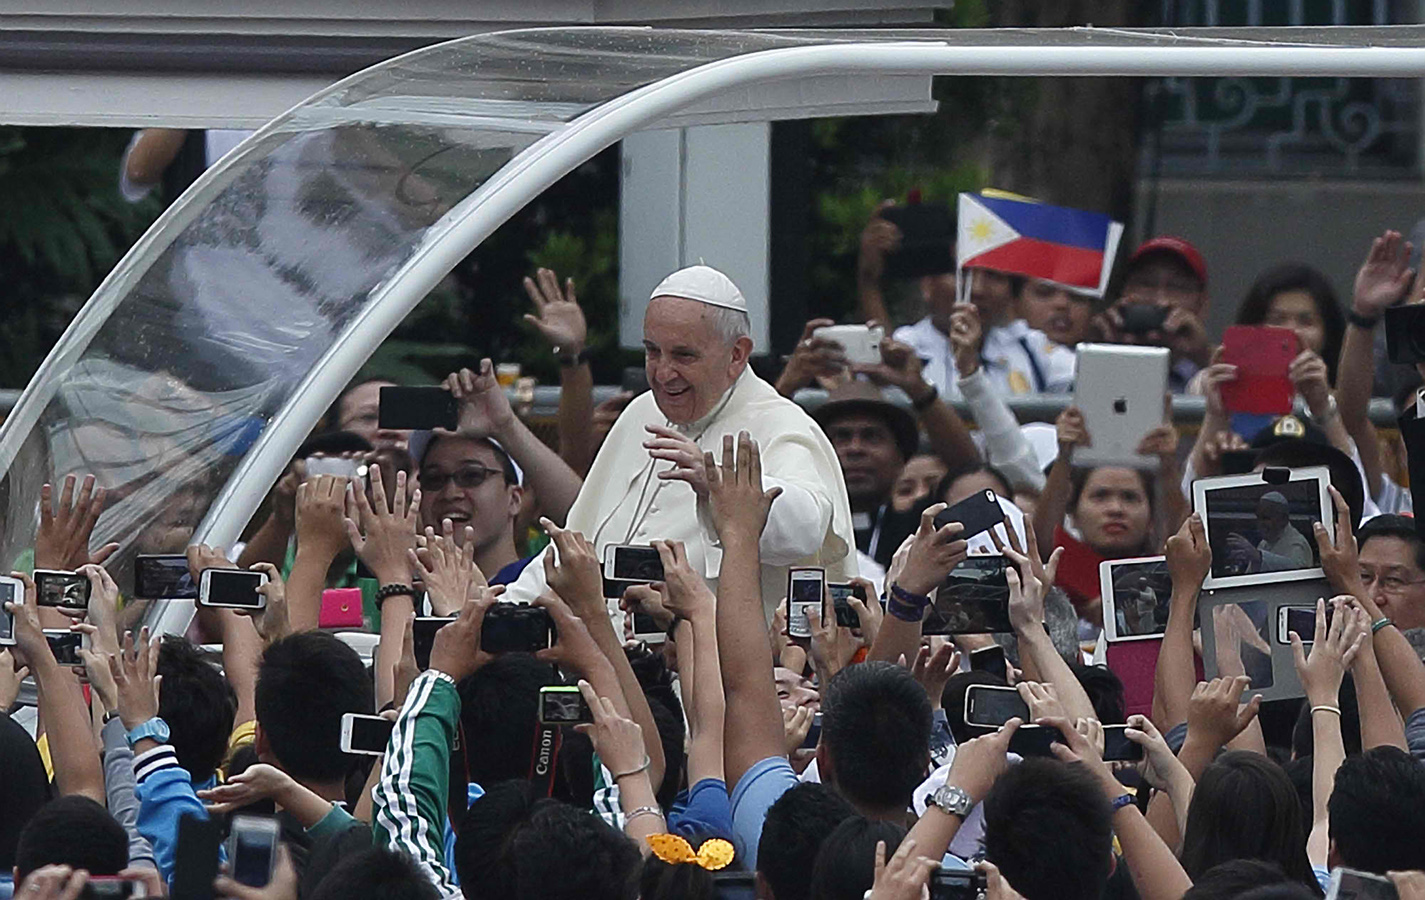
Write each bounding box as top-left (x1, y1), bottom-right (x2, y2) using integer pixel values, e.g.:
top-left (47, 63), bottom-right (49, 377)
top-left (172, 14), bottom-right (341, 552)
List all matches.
top-left (1356, 514), bottom-right (1425, 631)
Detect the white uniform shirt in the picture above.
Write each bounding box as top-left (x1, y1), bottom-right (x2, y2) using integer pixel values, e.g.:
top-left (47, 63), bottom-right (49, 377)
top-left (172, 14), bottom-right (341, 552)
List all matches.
top-left (894, 316), bottom-right (1076, 401)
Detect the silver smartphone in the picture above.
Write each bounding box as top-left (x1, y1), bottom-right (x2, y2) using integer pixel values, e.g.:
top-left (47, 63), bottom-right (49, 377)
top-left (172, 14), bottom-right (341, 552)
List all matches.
top-left (339, 712), bottom-right (395, 756)
top-left (785, 567), bottom-right (824, 639)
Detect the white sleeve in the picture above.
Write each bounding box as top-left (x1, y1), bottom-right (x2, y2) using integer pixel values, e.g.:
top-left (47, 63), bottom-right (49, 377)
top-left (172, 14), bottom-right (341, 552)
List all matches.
top-left (755, 477), bottom-right (833, 565)
top-left (959, 369), bottom-right (1045, 492)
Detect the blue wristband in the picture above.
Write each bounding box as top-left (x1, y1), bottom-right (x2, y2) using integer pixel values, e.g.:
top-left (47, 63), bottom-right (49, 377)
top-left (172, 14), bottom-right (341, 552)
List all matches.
top-left (887, 583), bottom-right (930, 622)
top-left (1110, 793), bottom-right (1135, 813)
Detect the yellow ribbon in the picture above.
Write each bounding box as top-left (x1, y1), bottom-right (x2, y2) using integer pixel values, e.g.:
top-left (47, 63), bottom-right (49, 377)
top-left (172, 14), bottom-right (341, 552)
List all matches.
top-left (646, 834), bottom-right (735, 871)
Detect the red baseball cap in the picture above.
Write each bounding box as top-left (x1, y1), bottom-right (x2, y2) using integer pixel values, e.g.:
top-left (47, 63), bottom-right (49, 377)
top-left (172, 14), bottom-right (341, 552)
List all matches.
top-left (1127, 236), bottom-right (1208, 287)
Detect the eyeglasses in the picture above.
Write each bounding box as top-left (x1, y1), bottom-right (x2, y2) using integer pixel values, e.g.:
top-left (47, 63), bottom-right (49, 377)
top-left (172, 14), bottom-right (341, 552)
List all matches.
top-left (420, 464), bottom-right (505, 492)
top-left (1359, 569), bottom-right (1425, 595)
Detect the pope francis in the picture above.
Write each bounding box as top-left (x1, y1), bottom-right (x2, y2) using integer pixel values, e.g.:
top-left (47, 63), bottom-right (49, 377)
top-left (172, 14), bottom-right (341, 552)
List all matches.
top-left (502, 265), bottom-right (856, 617)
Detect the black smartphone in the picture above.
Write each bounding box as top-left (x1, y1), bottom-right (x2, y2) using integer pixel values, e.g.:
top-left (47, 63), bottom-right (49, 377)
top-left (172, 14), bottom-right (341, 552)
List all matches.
top-left (963, 684), bottom-right (1029, 729)
top-left (1385, 304), bottom-right (1425, 364)
top-left (933, 489), bottom-right (1006, 542)
top-left (412, 616), bottom-right (452, 670)
top-left (34, 569), bottom-right (90, 610)
top-left (480, 605), bottom-right (554, 653)
top-left (604, 545), bottom-right (664, 583)
top-left (1008, 724), bottom-right (1065, 758)
top-left (1120, 303), bottom-right (1169, 335)
top-left (711, 871), bottom-right (757, 900)
top-left (928, 870), bottom-right (990, 900)
top-left (378, 386), bottom-right (458, 431)
top-left (969, 644), bottom-right (1008, 681)
top-left (43, 629), bottom-right (83, 665)
top-left (134, 554), bottom-right (198, 600)
top-left (225, 815), bottom-right (280, 888)
top-left (924, 556), bottom-right (1012, 635)
top-left (828, 582), bottom-right (868, 628)
top-left (1101, 724), bottom-right (1145, 762)
top-left (800, 711), bottom-right (823, 749)
top-left (879, 202), bottom-right (955, 279)
top-left (171, 813), bottom-right (223, 900)
top-left (538, 685), bottom-right (594, 725)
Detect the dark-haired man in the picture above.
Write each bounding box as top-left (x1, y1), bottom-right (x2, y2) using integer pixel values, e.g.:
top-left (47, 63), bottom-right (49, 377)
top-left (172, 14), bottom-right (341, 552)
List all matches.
top-left (1328, 746), bottom-right (1425, 875)
top-left (13, 796), bottom-right (129, 885)
top-left (1357, 515), bottom-right (1425, 630)
top-left (817, 662), bottom-right (932, 820)
top-left (1097, 236), bottom-right (1212, 391)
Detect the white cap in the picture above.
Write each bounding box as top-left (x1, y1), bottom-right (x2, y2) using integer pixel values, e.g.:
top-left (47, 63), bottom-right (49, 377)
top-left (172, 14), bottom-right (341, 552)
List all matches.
top-left (408, 430), bottom-right (523, 487)
top-left (649, 265), bottom-right (747, 312)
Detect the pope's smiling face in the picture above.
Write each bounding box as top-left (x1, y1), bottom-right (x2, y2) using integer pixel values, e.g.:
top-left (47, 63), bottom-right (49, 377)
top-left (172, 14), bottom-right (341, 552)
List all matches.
top-left (643, 296), bottom-right (752, 424)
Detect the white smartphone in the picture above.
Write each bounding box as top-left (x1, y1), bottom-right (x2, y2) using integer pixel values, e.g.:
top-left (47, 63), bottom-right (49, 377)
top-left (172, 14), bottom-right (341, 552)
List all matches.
top-left (0, 576), bottom-right (21, 646)
top-left (602, 545), bottom-right (664, 583)
top-left (812, 324), bottom-right (886, 367)
top-left (197, 569), bottom-right (268, 610)
top-left (42, 629), bottom-right (87, 665)
top-left (785, 567), bottom-right (825, 640)
top-left (339, 712), bottom-right (396, 756)
top-left (225, 815), bottom-right (281, 888)
top-left (1277, 605), bottom-right (1331, 645)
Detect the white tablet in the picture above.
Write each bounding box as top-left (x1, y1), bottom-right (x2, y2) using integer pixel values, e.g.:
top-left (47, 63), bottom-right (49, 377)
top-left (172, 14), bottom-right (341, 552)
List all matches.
top-left (1100, 556), bottom-right (1172, 643)
top-left (1192, 466), bottom-right (1333, 590)
top-left (1072, 343), bottom-right (1170, 469)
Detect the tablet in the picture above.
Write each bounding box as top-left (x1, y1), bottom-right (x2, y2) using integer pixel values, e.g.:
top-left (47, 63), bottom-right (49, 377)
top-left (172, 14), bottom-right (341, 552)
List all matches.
top-left (1192, 466), bottom-right (1333, 590)
top-left (1100, 555), bottom-right (1172, 643)
top-left (1072, 343), bottom-right (1170, 469)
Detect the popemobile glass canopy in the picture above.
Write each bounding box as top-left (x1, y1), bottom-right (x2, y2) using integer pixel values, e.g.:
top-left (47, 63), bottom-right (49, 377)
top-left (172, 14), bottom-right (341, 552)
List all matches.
top-left (1, 24), bottom-right (1423, 634)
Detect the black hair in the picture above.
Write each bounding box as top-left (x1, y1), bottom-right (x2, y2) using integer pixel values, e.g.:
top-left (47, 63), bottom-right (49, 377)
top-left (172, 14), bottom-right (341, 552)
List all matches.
top-left (1236, 263), bottom-right (1345, 384)
top-left (1291, 680), bottom-right (1362, 761)
top-left (936, 464), bottom-right (1014, 504)
top-left (940, 670), bottom-right (1007, 745)
top-left (421, 433), bottom-right (517, 485)
top-left (157, 635), bottom-right (237, 781)
top-left (1356, 515), bottom-right (1425, 571)
top-left (1254, 442), bottom-right (1364, 535)
top-left (809, 816), bottom-right (907, 900)
top-left (1179, 751), bottom-right (1319, 893)
top-left (639, 851), bottom-right (719, 900)
top-left (454, 654), bottom-right (559, 792)
top-left (454, 780), bottom-right (533, 899)
top-left (507, 799), bottom-right (641, 900)
top-left (1069, 662), bottom-right (1126, 725)
top-left (1329, 746), bottom-right (1425, 874)
top-left (1183, 859), bottom-right (1293, 900)
top-left (14, 796), bottom-right (128, 881)
top-left (820, 662), bottom-right (932, 812)
top-left (758, 783), bottom-right (856, 900)
top-left (308, 846), bottom-right (440, 900)
top-left (0, 711), bottom-right (53, 870)
top-left (982, 758), bottom-right (1114, 900)
top-left (256, 632), bottom-right (373, 784)
top-left (296, 430), bottom-right (375, 459)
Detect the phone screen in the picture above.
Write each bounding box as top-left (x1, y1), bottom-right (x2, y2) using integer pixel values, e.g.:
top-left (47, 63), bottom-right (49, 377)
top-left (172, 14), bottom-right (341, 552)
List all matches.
top-left (0, 580), bottom-right (17, 644)
top-left (229, 819), bottom-right (278, 887)
top-left (202, 570), bottom-right (266, 609)
top-left (1007, 724), bottom-right (1064, 758)
top-left (480, 606), bottom-right (553, 653)
top-left (787, 569), bottom-right (824, 637)
top-left (965, 686), bottom-right (1029, 728)
top-left (412, 617), bottom-right (452, 670)
top-left (35, 571), bottom-right (90, 609)
top-left (611, 546), bottom-right (664, 583)
top-left (925, 557), bottom-right (1011, 635)
top-left (969, 645), bottom-right (1008, 680)
top-left (44, 630), bottom-right (82, 665)
top-left (135, 555), bottom-right (198, 600)
top-left (828, 583), bottom-right (865, 628)
top-left (1101, 725), bottom-right (1145, 762)
top-left (1279, 606), bottom-right (1331, 644)
top-left (539, 687), bottom-right (593, 725)
top-left (378, 386), bottom-right (457, 431)
top-left (344, 714), bottom-right (395, 754)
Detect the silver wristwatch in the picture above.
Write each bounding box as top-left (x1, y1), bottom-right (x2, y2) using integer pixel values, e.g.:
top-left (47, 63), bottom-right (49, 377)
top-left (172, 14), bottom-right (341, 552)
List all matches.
top-left (928, 783), bottom-right (974, 819)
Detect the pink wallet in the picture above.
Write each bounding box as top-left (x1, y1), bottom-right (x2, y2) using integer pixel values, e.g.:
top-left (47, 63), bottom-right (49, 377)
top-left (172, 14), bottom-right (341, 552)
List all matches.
top-left (319, 587), bottom-right (364, 628)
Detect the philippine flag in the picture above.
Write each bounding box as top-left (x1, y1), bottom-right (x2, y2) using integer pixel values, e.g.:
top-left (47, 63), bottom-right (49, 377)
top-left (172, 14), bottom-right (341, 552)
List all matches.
top-left (957, 192), bottom-right (1124, 296)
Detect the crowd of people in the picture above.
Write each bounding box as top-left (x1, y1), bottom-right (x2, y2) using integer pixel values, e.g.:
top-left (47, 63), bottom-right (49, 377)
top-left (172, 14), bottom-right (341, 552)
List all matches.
top-left (5, 200), bottom-right (1425, 900)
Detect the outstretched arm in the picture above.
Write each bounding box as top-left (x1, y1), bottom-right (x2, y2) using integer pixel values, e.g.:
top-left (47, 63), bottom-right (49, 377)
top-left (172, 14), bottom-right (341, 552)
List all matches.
top-left (657, 541), bottom-right (725, 786)
top-left (1154, 514), bottom-right (1211, 731)
top-left (1033, 408), bottom-right (1087, 557)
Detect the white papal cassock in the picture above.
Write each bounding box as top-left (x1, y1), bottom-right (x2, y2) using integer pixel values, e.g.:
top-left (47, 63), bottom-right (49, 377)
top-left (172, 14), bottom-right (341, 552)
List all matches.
top-left (501, 365), bottom-right (856, 620)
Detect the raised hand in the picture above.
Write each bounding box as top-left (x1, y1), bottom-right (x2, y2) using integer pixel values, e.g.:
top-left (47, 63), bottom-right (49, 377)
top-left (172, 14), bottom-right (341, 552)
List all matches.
top-left (215, 843), bottom-right (298, 900)
top-left (911, 639), bottom-right (960, 710)
top-left (809, 588), bottom-right (859, 682)
top-left (1018, 681), bottom-right (1067, 723)
top-left (1314, 486), bottom-right (1362, 598)
top-left (197, 762), bottom-right (298, 815)
top-left (5, 572), bottom-right (51, 670)
top-left (1353, 230), bottom-right (1414, 318)
top-left (77, 564), bottom-right (122, 647)
top-left (1289, 350), bottom-right (1333, 418)
top-left (949, 303), bottom-right (984, 378)
top-left (540, 518), bottom-right (606, 619)
top-left (247, 563), bottom-right (290, 644)
top-left (944, 719), bottom-right (1019, 805)
top-left (854, 337), bottom-right (934, 405)
top-left (867, 838), bottom-right (940, 900)
top-left (0, 648), bottom-right (29, 709)
top-left (1162, 306), bottom-right (1211, 368)
top-left (1186, 675), bottom-right (1261, 751)
top-left (534, 591), bottom-right (611, 680)
top-left (857, 200), bottom-right (901, 286)
top-left (896, 504), bottom-right (968, 598)
top-left (426, 589), bottom-right (498, 682)
top-left (522, 267), bottom-right (588, 354)
top-left (412, 520), bottom-right (482, 617)
top-left (1290, 597), bottom-right (1368, 707)
top-left (847, 578), bottom-right (883, 647)
top-left (782, 704), bottom-right (814, 754)
top-left (295, 474), bottom-right (351, 561)
top-left (654, 540), bottom-right (715, 621)
top-left (447, 359), bottom-right (516, 441)
top-left (109, 627), bottom-right (161, 732)
top-left (342, 465), bottom-right (419, 585)
top-left (35, 475), bottom-right (118, 571)
top-left (620, 583), bottom-right (674, 632)
top-left (1055, 407), bottom-right (1090, 461)
top-left (1123, 714), bottom-right (1191, 793)
top-left (645, 424), bottom-right (711, 498)
top-left (1164, 513), bottom-right (1211, 594)
top-left (704, 431), bottom-right (783, 546)
top-left (574, 679), bottom-right (646, 777)
top-left (777, 318), bottom-right (848, 394)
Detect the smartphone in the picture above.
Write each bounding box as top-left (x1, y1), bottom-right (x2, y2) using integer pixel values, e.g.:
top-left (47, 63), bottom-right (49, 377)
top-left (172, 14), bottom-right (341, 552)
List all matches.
top-left (171, 813), bottom-right (222, 900)
top-left (378, 386), bottom-right (458, 431)
top-left (1277, 604), bottom-right (1333, 645)
top-left (603, 545), bottom-right (664, 584)
top-left (43, 629), bottom-right (84, 665)
top-left (0, 576), bottom-right (20, 645)
top-left (828, 582), bottom-right (868, 629)
top-left (924, 556), bottom-right (1012, 635)
top-left (538, 685), bottom-right (594, 726)
top-left (1220, 325), bottom-right (1298, 416)
top-left (34, 569), bottom-right (90, 610)
top-left (969, 644), bottom-right (1008, 681)
top-left (340, 712), bottom-right (396, 756)
top-left (480, 604), bottom-right (554, 653)
top-left (1101, 724), bottom-right (1145, 762)
top-left (786, 567), bottom-right (825, 640)
top-left (1008, 724), bottom-right (1065, 758)
top-left (84, 877), bottom-right (150, 898)
top-left (811, 324), bottom-right (885, 367)
top-left (933, 489), bottom-right (1006, 542)
top-left (134, 554), bottom-right (198, 601)
top-left (304, 456), bottom-right (361, 479)
top-left (928, 870), bottom-right (990, 900)
top-left (879, 202), bottom-right (955, 279)
top-left (1326, 866), bottom-right (1398, 900)
top-left (225, 815), bottom-right (281, 889)
top-left (412, 616), bottom-right (452, 670)
top-left (800, 711), bottom-right (823, 749)
top-left (197, 569), bottom-right (267, 610)
top-left (1119, 303), bottom-right (1168, 335)
top-left (963, 684), bottom-right (1030, 729)
top-left (1385, 304), bottom-right (1425, 365)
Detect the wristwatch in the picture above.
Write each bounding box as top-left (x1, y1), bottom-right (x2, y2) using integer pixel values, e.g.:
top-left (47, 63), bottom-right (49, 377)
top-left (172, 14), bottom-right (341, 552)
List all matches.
top-left (928, 783), bottom-right (974, 819)
top-left (126, 717), bottom-right (171, 748)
